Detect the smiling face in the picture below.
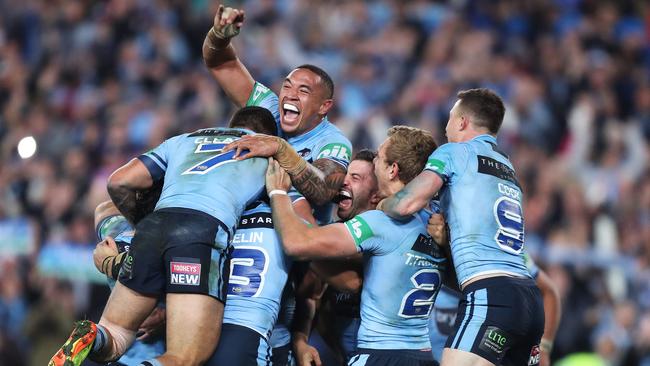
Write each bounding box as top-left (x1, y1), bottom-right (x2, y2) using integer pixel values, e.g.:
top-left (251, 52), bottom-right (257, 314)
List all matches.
top-left (279, 68), bottom-right (332, 137)
top-left (337, 159), bottom-right (379, 220)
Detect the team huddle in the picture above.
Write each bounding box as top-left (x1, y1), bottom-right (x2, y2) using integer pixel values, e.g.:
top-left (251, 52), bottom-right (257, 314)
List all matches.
top-left (48, 5), bottom-right (560, 366)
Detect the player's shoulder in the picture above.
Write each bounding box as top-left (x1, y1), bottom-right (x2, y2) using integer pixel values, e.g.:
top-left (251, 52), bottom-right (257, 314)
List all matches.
top-left (247, 81), bottom-right (278, 106)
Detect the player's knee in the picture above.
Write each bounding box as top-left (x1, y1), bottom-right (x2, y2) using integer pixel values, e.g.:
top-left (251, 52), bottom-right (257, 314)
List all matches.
top-left (97, 317), bottom-right (136, 361)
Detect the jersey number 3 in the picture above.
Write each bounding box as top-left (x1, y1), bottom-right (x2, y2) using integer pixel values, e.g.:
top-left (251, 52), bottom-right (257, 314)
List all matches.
top-left (227, 247), bottom-right (268, 297)
top-left (399, 269), bottom-right (441, 318)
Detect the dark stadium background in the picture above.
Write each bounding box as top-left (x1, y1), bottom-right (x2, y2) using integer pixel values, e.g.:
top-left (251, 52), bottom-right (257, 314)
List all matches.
top-left (0, 1), bottom-right (649, 365)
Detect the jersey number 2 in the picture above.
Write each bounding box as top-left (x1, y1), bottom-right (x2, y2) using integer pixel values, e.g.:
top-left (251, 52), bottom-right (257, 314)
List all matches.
top-left (399, 269), bottom-right (441, 318)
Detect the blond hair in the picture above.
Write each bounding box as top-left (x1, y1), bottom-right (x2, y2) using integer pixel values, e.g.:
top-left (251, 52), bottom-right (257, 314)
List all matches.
top-left (385, 126), bottom-right (437, 184)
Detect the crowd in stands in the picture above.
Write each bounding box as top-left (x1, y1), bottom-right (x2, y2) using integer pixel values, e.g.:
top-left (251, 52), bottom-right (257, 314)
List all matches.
top-left (0, 1), bottom-right (648, 365)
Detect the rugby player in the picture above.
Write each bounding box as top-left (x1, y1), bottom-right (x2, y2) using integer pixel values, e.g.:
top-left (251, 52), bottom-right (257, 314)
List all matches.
top-left (426, 215), bottom-right (561, 366)
top-left (50, 106), bottom-right (277, 366)
top-left (267, 126), bottom-right (447, 366)
top-left (381, 89), bottom-right (545, 366)
top-left (92, 201), bottom-right (165, 365)
top-left (203, 5), bottom-right (352, 223)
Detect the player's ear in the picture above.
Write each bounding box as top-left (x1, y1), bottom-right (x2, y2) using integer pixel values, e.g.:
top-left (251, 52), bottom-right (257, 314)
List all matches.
top-left (389, 162), bottom-right (399, 181)
top-left (369, 190), bottom-right (384, 205)
top-left (318, 98), bottom-right (333, 116)
top-left (459, 115), bottom-right (470, 131)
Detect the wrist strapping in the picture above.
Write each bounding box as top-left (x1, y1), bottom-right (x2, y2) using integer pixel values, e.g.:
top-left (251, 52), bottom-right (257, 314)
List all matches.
top-left (540, 338), bottom-right (553, 353)
top-left (275, 139), bottom-right (307, 176)
top-left (269, 189), bottom-right (288, 198)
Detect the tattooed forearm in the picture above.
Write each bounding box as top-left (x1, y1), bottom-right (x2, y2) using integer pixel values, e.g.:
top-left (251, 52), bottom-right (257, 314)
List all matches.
top-left (107, 184), bottom-right (140, 225)
top-left (382, 188), bottom-right (412, 220)
top-left (290, 159), bottom-right (346, 206)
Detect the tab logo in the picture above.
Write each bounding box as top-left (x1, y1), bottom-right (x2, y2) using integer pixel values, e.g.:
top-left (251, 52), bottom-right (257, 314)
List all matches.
top-left (170, 261), bottom-right (201, 286)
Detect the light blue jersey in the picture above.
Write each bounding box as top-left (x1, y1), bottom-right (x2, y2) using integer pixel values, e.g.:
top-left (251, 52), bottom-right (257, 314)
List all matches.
top-left (247, 81), bottom-right (352, 224)
top-left (424, 134), bottom-right (530, 285)
top-left (224, 202), bottom-right (293, 341)
top-left (96, 216), bottom-right (165, 365)
top-left (428, 253), bottom-right (541, 362)
top-left (343, 210), bottom-right (447, 350)
top-left (138, 128), bottom-right (268, 248)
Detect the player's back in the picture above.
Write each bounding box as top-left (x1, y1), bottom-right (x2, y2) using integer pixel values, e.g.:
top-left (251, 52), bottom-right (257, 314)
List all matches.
top-left (431, 135), bottom-right (530, 285)
top-left (346, 210), bottom-right (447, 350)
top-left (141, 128), bottom-right (268, 246)
top-left (224, 201), bottom-right (292, 340)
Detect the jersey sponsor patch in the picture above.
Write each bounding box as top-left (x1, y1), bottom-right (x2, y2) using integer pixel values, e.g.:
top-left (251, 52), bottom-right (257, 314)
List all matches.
top-left (425, 158), bottom-right (446, 173)
top-left (248, 83), bottom-right (273, 106)
top-left (238, 212), bottom-right (273, 229)
top-left (528, 345), bottom-right (541, 366)
top-left (170, 261), bottom-right (201, 286)
top-left (478, 326), bottom-right (511, 360)
top-left (344, 216), bottom-right (374, 246)
top-left (477, 155), bottom-right (521, 188)
top-left (316, 143), bottom-right (351, 162)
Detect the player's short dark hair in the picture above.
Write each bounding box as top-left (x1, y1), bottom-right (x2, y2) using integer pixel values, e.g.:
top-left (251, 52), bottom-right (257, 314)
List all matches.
top-left (229, 106), bottom-right (278, 136)
top-left (456, 88), bottom-right (505, 134)
top-left (353, 149), bottom-right (376, 164)
top-left (295, 64), bottom-right (334, 99)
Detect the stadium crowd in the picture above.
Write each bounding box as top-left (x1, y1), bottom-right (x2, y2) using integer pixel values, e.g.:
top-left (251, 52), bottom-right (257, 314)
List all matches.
top-left (0, 0), bottom-right (649, 365)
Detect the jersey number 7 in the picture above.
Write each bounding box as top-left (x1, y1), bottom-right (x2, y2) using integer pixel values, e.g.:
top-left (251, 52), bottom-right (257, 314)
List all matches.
top-left (182, 143), bottom-right (237, 175)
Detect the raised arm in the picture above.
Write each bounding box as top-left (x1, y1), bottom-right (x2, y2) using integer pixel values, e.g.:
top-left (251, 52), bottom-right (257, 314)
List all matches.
top-left (381, 170), bottom-right (443, 220)
top-left (202, 4), bottom-right (255, 107)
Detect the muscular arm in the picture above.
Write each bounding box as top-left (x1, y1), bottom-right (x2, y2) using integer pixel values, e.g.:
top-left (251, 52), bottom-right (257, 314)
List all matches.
top-left (270, 194), bottom-right (357, 260)
top-left (202, 5), bottom-right (255, 107)
top-left (94, 200), bottom-right (121, 229)
top-left (290, 158), bottom-right (347, 206)
top-left (381, 170), bottom-right (443, 220)
top-left (107, 158), bottom-right (154, 224)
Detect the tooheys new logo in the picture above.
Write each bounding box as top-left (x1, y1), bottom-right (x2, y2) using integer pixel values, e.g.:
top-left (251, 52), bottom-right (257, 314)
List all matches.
top-left (528, 345), bottom-right (541, 366)
top-left (170, 261), bottom-right (201, 286)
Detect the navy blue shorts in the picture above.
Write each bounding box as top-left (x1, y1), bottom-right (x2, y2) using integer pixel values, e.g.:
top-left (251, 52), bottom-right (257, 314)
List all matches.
top-left (118, 208), bottom-right (231, 302)
top-left (206, 323), bottom-right (272, 366)
top-left (445, 276), bottom-right (544, 366)
top-left (348, 349), bottom-right (437, 366)
top-left (270, 343), bottom-right (293, 366)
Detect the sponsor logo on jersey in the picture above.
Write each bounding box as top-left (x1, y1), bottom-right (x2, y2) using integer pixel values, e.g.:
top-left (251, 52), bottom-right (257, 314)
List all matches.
top-left (344, 216), bottom-right (374, 246)
top-left (528, 345), bottom-right (541, 365)
top-left (410, 234), bottom-right (442, 257)
top-left (238, 212), bottom-right (273, 229)
top-left (479, 326), bottom-right (510, 358)
top-left (477, 155), bottom-right (521, 188)
top-left (297, 148), bottom-right (311, 158)
top-left (316, 143), bottom-right (350, 161)
top-left (425, 158), bottom-right (446, 172)
top-left (170, 261), bottom-right (201, 286)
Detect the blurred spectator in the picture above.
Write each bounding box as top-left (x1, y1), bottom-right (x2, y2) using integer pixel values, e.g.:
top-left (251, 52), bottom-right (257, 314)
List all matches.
top-left (0, 1), bottom-right (648, 365)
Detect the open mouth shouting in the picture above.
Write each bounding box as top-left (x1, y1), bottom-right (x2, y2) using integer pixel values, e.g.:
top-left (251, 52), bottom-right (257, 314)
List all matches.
top-left (282, 103), bottom-right (301, 126)
top-left (336, 188), bottom-right (353, 211)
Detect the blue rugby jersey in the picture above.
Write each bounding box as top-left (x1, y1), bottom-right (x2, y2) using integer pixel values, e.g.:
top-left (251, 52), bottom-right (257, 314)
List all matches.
top-left (138, 127), bottom-right (267, 249)
top-left (424, 135), bottom-right (531, 286)
top-left (343, 210), bottom-right (447, 350)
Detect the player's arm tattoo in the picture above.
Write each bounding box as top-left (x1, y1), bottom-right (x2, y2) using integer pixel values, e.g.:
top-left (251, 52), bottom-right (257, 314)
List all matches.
top-left (107, 185), bottom-right (140, 224)
top-left (382, 170), bottom-right (443, 219)
top-left (290, 158), bottom-right (346, 206)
